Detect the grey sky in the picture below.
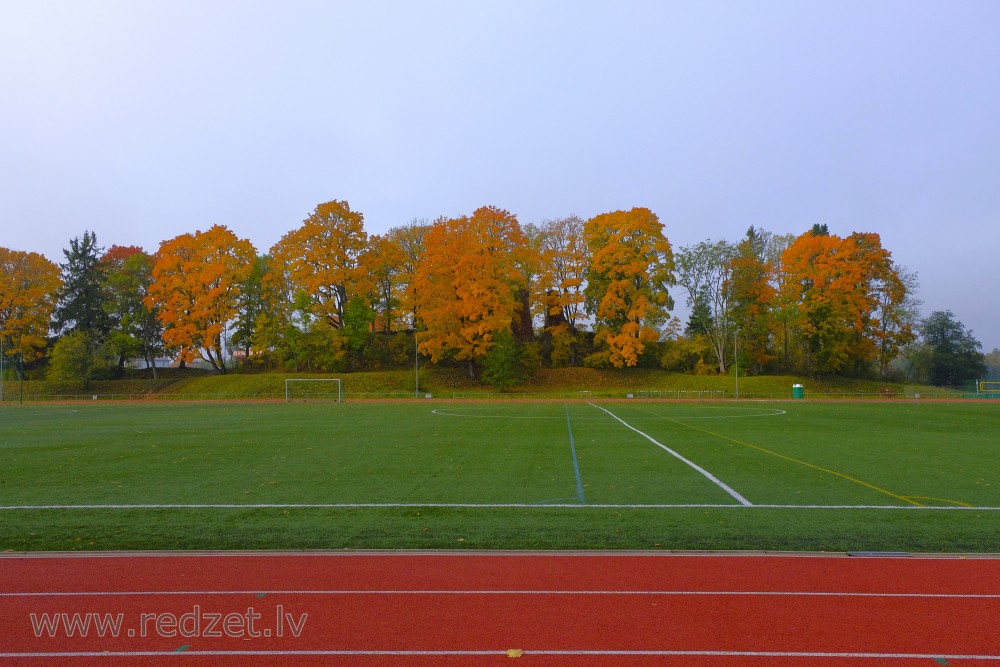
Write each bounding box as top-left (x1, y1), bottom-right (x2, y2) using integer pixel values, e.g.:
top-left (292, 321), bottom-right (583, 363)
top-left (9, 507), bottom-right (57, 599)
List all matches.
top-left (2, 1), bottom-right (998, 351)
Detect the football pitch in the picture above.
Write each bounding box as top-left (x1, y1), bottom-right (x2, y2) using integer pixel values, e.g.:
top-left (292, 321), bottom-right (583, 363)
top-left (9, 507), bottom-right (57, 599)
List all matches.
top-left (1, 399), bottom-right (998, 552)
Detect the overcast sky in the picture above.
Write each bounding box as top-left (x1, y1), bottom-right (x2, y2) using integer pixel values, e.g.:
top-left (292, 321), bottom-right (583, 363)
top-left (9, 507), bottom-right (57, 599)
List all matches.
top-left (2, 1), bottom-right (998, 351)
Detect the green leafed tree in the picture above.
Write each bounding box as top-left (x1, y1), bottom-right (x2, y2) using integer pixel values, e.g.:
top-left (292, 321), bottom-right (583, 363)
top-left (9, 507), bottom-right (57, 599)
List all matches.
top-left (101, 246), bottom-right (165, 376)
top-left (46, 330), bottom-right (113, 388)
top-left (675, 239), bottom-right (737, 372)
top-left (231, 254), bottom-right (270, 364)
top-left (482, 327), bottom-right (525, 391)
top-left (54, 231), bottom-right (112, 339)
top-left (919, 310), bottom-right (986, 386)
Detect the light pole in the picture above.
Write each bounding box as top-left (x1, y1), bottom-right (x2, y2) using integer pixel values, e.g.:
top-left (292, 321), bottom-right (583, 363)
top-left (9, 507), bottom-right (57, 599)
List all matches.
top-left (734, 327), bottom-right (740, 399)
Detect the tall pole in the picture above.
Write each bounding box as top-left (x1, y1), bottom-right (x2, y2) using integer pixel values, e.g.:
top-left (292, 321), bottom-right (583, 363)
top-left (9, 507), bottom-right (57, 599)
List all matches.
top-left (734, 327), bottom-right (740, 399)
top-left (1, 337), bottom-right (4, 403)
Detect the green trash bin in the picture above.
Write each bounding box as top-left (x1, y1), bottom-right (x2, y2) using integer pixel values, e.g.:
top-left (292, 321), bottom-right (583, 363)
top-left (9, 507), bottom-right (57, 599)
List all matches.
top-left (792, 384), bottom-right (804, 399)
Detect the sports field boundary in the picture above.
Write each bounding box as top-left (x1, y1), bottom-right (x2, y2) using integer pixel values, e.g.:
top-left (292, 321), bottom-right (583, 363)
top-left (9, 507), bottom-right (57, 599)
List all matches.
top-left (3, 502), bottom-right (1000, 510)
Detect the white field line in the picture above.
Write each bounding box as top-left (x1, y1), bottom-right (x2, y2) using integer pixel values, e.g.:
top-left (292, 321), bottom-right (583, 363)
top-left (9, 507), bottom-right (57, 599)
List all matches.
top-left (3, 589), bottom-right (1000, 599)
top-left (1, 503), bottom-right (999, 510)
top-left (588, 402), bottom-right (753, 507)
top-left (2, 650), bottom-right (999, 660)
top-left (430, 407), bottom-right (787, 420)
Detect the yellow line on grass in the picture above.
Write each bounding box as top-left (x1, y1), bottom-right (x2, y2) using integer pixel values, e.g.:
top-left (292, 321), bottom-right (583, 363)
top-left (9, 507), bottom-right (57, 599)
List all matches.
top-left (653, 415), bottom-right (923, 508)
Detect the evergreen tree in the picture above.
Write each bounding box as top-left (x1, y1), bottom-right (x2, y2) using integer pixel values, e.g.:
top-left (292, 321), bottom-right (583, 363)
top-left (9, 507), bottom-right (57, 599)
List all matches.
top-left (53, 231), bottom-right (111, 338)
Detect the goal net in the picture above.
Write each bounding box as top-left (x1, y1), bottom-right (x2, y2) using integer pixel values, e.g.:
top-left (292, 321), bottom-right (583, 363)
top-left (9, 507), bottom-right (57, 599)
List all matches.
top-left (285, 378), bottom-right (343, 403)
top-left (978, 381), bottom-right (1000, 396)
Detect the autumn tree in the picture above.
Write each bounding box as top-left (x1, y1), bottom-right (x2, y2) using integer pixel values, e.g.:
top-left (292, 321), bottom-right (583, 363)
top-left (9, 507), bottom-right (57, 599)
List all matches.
top-left (362, 234), bottom-right (407, 333)
top-left (387, 219), bottom-right (429, 330)
top-left (727, 227), bottom-right (786, 374)
top-left (413, 206), bottom-right (532, 377)
top-left (583, 207), bottom-right (675, 368)
top-left (779, 228), bottom-right (910, 376)
top-left (146, 225), bottom-right (256, 374)
top-left (537, 215), bottom-right (589, 366)
top-left (515, 222), bottom-right (546, 342)
top-left (0, 248), bottom-right (61, 373)
top-left (268, 200), bottom-right (369, 330)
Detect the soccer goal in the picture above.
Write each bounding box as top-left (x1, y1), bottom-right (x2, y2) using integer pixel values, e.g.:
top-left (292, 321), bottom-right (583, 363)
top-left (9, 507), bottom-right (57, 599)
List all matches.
top-left (978, 380), bottom-right (1000, 396)
top-left (285, 378), bottom-right (343, 403)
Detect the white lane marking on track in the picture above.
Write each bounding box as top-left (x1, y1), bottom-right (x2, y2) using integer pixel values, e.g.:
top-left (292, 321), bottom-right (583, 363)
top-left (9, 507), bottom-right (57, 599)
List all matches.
top-left (2, 651), bottom-right (999, 660)
top-left (4, 590), bottom-right (1000, 598)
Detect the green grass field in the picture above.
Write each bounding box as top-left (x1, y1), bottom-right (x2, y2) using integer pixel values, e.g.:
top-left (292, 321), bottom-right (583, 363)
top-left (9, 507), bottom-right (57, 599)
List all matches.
top-left (1, 399), bottom-right (998, 552)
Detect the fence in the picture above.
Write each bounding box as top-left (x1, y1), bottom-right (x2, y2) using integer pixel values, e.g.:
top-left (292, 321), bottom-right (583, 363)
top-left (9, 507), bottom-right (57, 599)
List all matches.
top-left (0, 389), bottom-right (974, 402)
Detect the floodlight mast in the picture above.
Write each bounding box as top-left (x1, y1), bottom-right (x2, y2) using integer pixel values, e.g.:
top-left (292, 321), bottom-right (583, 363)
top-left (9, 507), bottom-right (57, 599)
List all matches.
top-left (734, 327), bottom-right (740, 399)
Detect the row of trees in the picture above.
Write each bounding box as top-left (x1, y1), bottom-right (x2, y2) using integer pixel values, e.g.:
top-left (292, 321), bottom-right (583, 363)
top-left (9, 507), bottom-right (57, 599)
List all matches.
top-left (0, 200), bottom-right (991, 387)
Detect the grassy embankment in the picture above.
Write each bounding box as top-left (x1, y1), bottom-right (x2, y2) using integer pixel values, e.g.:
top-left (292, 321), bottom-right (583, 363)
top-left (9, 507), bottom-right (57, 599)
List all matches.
top-left (3, 367), bottom-right (955, 401)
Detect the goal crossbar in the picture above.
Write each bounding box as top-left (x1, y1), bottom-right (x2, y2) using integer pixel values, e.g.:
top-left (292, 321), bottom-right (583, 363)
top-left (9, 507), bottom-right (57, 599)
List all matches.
top-left (284, 378), bottom-right (343, 403)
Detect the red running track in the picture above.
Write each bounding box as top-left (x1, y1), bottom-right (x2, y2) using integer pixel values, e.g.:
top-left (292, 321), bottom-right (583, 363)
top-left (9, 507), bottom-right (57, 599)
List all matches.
top-left (1, 552), bottom-right (999, 666)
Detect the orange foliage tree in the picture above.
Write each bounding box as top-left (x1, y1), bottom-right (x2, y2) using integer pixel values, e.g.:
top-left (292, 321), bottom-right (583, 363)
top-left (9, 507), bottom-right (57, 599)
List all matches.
top-left (146, 225), bottom-right (256, 374)
top-left (268, 200), bottom-right (369, 330)
top-left (779, 228), bottom-right (911, 375)
top-left (583, 208), bottom-right (674, 367)
top-left (0, 248), bottom-right (61, 367)
top-left (413, 206), bottom-right (532, 377)
top-left (727, 227), bottom-right (782, 374)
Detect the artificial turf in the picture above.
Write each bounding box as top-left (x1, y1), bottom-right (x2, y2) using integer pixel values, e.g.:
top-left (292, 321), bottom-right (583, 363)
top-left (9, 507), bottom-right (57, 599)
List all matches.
top-left (1, 400), bottom-right (998, 552)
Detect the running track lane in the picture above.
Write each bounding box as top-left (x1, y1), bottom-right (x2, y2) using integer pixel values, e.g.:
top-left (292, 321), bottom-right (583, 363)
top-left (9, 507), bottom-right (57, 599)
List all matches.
top-left (1, 552), bottom-right (999, 666)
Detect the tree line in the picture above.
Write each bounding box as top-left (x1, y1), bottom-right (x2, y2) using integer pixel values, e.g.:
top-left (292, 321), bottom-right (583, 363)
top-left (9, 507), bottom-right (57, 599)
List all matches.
top-left (0, 200), bottom-right (991, 388)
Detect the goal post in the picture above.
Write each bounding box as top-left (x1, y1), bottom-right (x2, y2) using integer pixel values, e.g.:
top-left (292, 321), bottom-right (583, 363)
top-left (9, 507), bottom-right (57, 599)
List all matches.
top-left (284, 378), bottom-right (343, 403)
top-left (978, 380), bottom-right (1000, 395)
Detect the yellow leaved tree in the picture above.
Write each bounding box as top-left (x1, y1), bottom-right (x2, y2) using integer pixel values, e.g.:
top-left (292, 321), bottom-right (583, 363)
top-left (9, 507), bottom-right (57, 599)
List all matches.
top-left (536, 215), bottom-right (590, 366)
top-left (778, 226), bottom-right (912, 376)
top-left (267, 200), bottom-right (370, 330)
top-left (146, 225), bottom-right (256, 374)
top-left (413, 206), bottom-right (533, 377)
top-left (0, 248), bottom-right (61, 367)
top-left (583, 207), bottom-right (675, 367)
